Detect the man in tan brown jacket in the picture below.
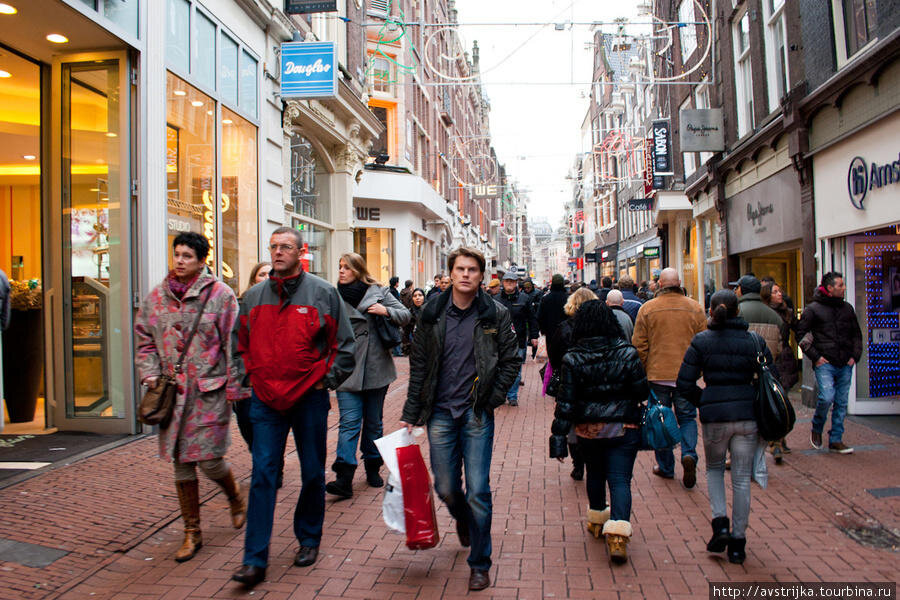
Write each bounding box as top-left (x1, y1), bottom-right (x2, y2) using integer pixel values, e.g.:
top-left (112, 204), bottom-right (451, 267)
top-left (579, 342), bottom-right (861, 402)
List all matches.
top-left (632, 268), bottom-right (707, 488)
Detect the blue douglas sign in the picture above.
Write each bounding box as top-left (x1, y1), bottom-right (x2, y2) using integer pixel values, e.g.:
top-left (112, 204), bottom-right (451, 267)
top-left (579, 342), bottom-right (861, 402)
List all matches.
top-left (281, 41), bottom-right (337, 99)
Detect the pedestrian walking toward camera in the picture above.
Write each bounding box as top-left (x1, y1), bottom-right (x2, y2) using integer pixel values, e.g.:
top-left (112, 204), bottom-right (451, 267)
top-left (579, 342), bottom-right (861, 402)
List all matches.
top-left (616, 274), bottom-right (644, 322)
top-left (400, 247), bottom-right (519, 591)
top-left (677, 290), bottom-right (773, 564)
top-left (762, 280), bottom-right (799, 462)
top-left (605, 290), bottom-right (634, 341)
top-left (732, 274), bottom-right (783, 359)
top-left (550, 300), bottom-right (649, 564)
top-left (402, 288), bottom-right (426, 355)
top-left (497, 272), bottom-right (539, 404)
top-left (326, 253), bottom-right (410, 499)
top-left (632, 267), bottom-right (706, 488)
top-left (797, 272), bottom-right (862, 455)
top-left (229, 227), bottom-right (355, 587)
top-left (134, 232), bottom-right (243, 564)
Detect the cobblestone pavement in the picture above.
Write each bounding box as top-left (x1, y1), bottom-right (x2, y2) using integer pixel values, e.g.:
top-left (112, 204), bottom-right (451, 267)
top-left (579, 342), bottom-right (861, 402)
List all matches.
top-left (0, 356), bottom-right (897, 599)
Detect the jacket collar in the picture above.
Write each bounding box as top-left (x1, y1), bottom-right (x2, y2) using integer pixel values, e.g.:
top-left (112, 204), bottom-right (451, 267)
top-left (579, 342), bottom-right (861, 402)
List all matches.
top-left (708, 317), bottom-right (749, 331)
top-left (162, 268), bottom-right (216, 301)
top-left (345, 284), bottom-right (383, 316)
top-left (738, 292), bottom-right (763, 303)
top-left (572, 334), bottom-right (627, 352)
top-left (422, 288), bottom-right (497, 324)
top-left (813, 286), bottom-right (844, 306)
top-left (657, 286), bottom-right (685, 297)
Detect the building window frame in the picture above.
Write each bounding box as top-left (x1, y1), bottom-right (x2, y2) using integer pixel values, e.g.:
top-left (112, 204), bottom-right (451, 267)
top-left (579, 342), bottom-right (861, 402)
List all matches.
top-left (763, 0), bottom-right (789, 114)
top-left (831, 0), bottom-right (879, 68)
top-left (732, 9), bottom-right (754, 138)
top-left (678, 0), bottom-right (698, 63)
top-left (680, 96), bottom-right (697, 179)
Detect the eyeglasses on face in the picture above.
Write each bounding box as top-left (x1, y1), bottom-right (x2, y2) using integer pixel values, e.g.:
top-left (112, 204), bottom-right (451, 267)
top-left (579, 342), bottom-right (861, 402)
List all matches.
top-left (268, 243), bottom-right (297, 253)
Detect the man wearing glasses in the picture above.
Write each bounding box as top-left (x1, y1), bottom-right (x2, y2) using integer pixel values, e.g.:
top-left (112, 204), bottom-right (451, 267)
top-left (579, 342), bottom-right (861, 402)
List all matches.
top-left (230, 227), bottom-right (355, 587)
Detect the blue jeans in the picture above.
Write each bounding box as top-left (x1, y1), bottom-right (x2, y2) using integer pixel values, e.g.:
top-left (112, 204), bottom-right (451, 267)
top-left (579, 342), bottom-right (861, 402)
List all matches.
top-left (427, 407), bottom-right (494, 571)
top-left (579, 428), bottom-right (641, 521)
top-left (651, 383), bottom-right (698, 477)
top-left (243, 390), bottom-right (329, 568)
top-left (335, 386), bottom-right (388, 466)
top-left (506, 348), bottom-right (527, 401)
top-left (812, 363), bottom-right (853, 444)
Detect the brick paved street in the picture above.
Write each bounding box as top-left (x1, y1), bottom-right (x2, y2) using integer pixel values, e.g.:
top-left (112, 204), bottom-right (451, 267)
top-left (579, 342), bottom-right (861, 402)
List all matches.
top-left (0, 356), bottom-right (897, 600)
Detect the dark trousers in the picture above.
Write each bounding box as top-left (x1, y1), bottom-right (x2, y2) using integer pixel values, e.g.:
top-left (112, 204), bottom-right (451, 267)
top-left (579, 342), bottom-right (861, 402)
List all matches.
top-left (580, 428), bottom-right (641, 522)
top-left (233, 398), bottom-right (287, 486)
top-left (242, 390), bottom-right (329, 568)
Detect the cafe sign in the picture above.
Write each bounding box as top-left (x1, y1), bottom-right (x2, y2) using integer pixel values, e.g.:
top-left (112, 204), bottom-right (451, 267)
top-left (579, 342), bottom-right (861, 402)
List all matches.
top-left (847, 153), bottom-right (900, 210)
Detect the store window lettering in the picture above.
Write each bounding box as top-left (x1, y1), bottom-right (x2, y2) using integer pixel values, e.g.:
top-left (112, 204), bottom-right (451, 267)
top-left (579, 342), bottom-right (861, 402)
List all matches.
top-left (201, 189), bottom-right (234, 278)
top-left (746, 200), bottom-right (774, 229)
top-left (848, 154), bottom-right (900, 210)
top-left (356, 206), bottom-right (381, 221)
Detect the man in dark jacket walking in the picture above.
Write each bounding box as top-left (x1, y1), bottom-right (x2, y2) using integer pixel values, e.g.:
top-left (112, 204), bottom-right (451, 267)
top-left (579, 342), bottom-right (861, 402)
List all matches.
top-left (497, 271), bottom-right (539, 405)
top-left (400, 247), bottom-right (519, 591)
top-left (538, 274), bottom-right (568, 342)
top-left (797, 272), bottom-right (862, 454)
top-left (596, 276), bottom-right (613, 303)
top-left (230, 227), bottom-right (356, 586)
top-left (617, 274), bottom-right (644, 322)
top-left (732, 275), bottom-right (783, 359)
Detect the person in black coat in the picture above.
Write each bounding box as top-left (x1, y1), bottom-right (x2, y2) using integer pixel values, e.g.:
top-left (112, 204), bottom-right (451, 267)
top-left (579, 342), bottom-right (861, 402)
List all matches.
top-left (549, 300), bottom-right (649, 564)
top-left (677, 289), bottom-right (773, 566)
top-left (497, 272), bottom-right (539, 405)
top-left (539, 274), bottom-right (569, 349)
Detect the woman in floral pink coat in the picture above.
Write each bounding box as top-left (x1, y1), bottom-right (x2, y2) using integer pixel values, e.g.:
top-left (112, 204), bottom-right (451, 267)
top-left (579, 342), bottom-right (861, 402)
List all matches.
top-left (134, 232), bottom-right (243, 563)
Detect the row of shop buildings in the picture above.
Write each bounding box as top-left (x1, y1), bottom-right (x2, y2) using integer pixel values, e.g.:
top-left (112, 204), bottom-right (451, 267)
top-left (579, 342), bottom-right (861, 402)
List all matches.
top-left (566, 0), bottom-right (899, 415)
top-left (0, 0), bottom-right (521, 435)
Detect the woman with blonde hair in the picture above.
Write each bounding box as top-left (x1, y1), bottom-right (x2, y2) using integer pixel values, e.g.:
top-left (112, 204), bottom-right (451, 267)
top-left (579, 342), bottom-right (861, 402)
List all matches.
top-left (547, 287), bottom-right (599, 480)
top-left (326, 252), bottom-right (410, 498)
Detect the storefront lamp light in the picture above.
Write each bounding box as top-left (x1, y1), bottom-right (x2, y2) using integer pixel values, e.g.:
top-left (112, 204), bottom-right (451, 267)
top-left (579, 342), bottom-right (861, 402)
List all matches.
top-left (222, 119), bottom-right (233, 125)
top-left (46, 34), bottom-right (69, 44)
top-left (173, 90), bottom-right (186, 96)
top-left (0, 70), bottom-right (10, 78)
top-left (0, 4), bottom-right (17, 15)
top-left (191, 100), bottom-right (203, 107)
top-left (23, 155), bottom-right (36, 160)
top-left (105, 132), bottom-right (117, 137)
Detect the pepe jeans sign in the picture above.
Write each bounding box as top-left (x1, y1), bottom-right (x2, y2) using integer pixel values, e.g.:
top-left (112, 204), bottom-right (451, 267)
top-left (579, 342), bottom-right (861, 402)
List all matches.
top-left (651, 119), bottom-right (673, 175)
top-left (747, 200), bottom-right (774, 233)
top-left (280, 41), bottom-right (337, 99)
top-left (679, 109), bottom-right (725, 152)
top-left (847, 153), bottom-right (900, 210)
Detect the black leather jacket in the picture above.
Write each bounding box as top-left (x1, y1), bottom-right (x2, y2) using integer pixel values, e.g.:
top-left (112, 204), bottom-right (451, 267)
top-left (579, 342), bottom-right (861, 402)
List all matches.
top-left (549, 335), bottom-right (649, 458)
top-left (497, 289), bottom-right (539, 348)
top-left (401, 289), bottom-right (520, 425)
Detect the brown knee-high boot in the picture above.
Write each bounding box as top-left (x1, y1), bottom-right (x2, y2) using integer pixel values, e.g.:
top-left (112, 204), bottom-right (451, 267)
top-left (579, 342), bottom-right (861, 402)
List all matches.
top-left (174, 479), bottom-right (202, 562)
top-left (213, 470), bottom-right (246, 529)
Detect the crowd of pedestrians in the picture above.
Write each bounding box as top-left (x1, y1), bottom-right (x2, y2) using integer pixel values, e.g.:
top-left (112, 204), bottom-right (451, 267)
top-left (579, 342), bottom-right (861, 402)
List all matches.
top-left (134, 233), bottom-right (862, 590)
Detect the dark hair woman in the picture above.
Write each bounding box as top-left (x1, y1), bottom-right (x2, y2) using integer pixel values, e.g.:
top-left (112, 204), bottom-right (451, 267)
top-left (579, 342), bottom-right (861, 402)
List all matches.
top-left (401, 288), bottom-right (426, 355)
top-left (761, 281), bottom-right (798, 462)
top-left (676, 289), bottom-right (774, 565)
top-left (326, 252), bottom-right (410, 498)
top-left (550, 300), bottom-right (649, 564)
top-left (134, 231), bottom-right (244, 563)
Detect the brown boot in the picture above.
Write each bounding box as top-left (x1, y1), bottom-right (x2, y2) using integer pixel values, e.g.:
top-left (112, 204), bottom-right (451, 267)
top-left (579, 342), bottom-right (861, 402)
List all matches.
top-left (602, 520), bottom-right (632, 564)
top-left (174, 480), bottom-right (202, 562)
top-left (213, 470), bottom-right (246, 529)
top-left (585, 507), bottom-right (610, 539)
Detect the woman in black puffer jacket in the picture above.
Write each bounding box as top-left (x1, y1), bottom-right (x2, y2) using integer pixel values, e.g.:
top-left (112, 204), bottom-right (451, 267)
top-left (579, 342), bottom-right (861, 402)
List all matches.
top-left (677, 290), bottom-right (773, 566)
top-left (549, 300), bottom-right (649, 565)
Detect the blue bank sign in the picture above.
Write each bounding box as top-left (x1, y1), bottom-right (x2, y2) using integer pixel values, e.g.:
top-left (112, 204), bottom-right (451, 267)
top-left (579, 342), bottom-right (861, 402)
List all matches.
top-left (281, 41), bottom-right (337, 99)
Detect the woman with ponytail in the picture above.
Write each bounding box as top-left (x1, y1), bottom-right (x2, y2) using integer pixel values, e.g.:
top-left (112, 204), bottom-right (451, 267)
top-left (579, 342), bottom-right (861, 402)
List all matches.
top-left (677, 290), bottom-right (773, 565)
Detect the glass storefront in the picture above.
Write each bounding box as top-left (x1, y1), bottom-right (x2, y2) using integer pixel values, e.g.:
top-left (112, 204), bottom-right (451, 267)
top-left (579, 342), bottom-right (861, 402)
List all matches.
top-left (221, 107), bottom-right (258, 293)
top-left (354, 228), bottom-right (394, 285)
top-left (292, 218), bottom-right (329, 280)
top-left (290, 134), bottom-right (329, 222)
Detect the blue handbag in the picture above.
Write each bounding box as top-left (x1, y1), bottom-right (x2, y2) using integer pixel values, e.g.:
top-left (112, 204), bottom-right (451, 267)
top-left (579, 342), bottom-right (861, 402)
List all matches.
top-left (640, 390), bottom-right (682, 451)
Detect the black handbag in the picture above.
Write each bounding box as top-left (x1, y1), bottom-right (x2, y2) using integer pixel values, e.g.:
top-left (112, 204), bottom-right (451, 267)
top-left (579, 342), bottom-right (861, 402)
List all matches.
top-left (752, 334), bottom-right (796, 441)
top-left (373, 300), bottom-right (403, 349)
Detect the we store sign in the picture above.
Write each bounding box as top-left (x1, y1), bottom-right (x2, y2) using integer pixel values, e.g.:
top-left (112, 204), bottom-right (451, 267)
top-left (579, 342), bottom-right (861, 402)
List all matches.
top-left (281, 41), bottom-right (337, 99)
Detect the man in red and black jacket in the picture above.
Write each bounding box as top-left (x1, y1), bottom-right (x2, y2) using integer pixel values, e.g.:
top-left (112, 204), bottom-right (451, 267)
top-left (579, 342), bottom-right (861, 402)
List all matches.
top-left (230, 227), bottom-right (355, 587)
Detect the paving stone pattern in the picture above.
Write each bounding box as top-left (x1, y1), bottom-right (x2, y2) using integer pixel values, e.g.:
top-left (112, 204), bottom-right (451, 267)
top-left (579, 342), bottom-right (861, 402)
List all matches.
top-left (0, 356), bottom-right (897, 599)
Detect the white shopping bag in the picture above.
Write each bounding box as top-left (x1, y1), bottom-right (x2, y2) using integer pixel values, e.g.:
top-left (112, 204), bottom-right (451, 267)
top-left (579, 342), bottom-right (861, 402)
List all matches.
top-left (374, 427), bottom-right (424, 534)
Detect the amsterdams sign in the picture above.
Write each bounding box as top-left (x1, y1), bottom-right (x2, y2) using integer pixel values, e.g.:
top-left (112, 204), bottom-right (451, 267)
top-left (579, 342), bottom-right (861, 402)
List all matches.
top-left (281, 41), bottom-right (337, 99)
top-left (847, 153), bottom-right (900, 210)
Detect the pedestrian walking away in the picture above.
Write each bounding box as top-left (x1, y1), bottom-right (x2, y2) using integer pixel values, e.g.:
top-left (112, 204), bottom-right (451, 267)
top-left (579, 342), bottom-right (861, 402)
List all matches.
top-left (134, 232), bottom-right (244, 564)
top-left (400, 246), bottom-right (519, 591)
top-left (229, 226), bottom-right (356, 587)
top-left (497, 271), bottom-right (539, 405)
top-left (550, 300), bottom-right (649, 564)
top-left (547, 287), bottom-right (597, 481)
top-left (677, 290), bottom-right (774, 564)
top-left (797, 272), bottom-right (862, 455)
top-left (537, 273), bottom-right (569, 344)
top-left (327, 253), bottom-right (410, 499)
top-left (605, 290), bottom-right (634, 341)
top-left (632, 267), bottom-right (706, 488)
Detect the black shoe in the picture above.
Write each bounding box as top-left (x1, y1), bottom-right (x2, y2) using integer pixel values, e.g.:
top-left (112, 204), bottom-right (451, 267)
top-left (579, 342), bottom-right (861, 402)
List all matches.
top-left (706, 517), bottom-right (730, 553)
top-left (294, 546), bottom-right (319, 567)
top-left (325, 462), bottom-right (356, 499)
top-left (468, 568), bottom-right (490, 591)
top-left (364, 458), bottom-right (384, 488)
top-left (456, 518), bottom-right (471, 548)
top-left (507, 399), bottom-right (518, 406)
top-left (568, 443), bottom-right (584, 481)
top-left (681, 455), bottom-right (697, 489)
top-left (518, 379), bottom-right (525, 386)
top-left (232, 564), bottom-right (266, 586)
top-left (727, 537), bottom-right (746, 564)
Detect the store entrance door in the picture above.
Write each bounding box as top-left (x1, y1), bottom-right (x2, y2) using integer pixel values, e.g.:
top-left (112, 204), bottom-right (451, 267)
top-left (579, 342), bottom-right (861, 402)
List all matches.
top-left (47, 52), bottom-right (135, 434)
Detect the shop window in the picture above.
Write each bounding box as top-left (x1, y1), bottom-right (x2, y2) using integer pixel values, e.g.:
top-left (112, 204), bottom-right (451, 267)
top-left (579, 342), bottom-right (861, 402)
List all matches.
top-left (370, 55), bottom-right (394, 96)
top-left (854, 239), bottom-right (900, 400)
top-left (221, 108), bottom-right (258, 294)
top-left (368, 100), bottom-right (396, 160)
top-left (733, 11), bottom-right (754, 137)
top-left (103, 0), bottom-right (139, 38)
top-left (192, 10), bottom-right (216, 90)
top-left (166, 0), bottom-right (190, 73)
top-left (240, 50), bottom-right (258, 118)
top-left (763, 0), bottom-right (789, 113)
top-left (165, 72), bottom-right (216, 272)
top-left (292, 218), bottom-right (329, 281)
top-left (290, 134), bottom-right (329, 222)
top-left (354, 228), bottom-right (394, 285)
top-left (220, 33), bottom-right (239, 107)
top-left (833, 0), bottom-right (878, 64)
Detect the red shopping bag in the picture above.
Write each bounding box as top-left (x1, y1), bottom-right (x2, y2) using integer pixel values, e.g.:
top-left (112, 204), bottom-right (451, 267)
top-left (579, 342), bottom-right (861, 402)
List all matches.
top-left (396, 443), bottom-right (440, 550)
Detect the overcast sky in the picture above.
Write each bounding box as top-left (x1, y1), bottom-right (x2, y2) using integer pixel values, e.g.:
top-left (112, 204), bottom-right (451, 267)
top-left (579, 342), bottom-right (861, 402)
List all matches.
top-left (452, 0), bottom-right (643, 225)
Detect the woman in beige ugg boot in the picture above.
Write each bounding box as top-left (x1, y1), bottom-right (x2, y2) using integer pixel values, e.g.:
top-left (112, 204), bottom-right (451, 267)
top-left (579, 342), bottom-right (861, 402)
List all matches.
top-left (602, 520), bottom-right (632, 563)
top-left (586, 506), bottom-right (610, 538)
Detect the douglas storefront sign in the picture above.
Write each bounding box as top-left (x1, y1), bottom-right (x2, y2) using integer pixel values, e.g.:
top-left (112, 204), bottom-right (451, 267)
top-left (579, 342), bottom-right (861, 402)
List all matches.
top-left (280, 41), bottom-right (337, 99)
top-left (847, 153), bottom-right (900, 210)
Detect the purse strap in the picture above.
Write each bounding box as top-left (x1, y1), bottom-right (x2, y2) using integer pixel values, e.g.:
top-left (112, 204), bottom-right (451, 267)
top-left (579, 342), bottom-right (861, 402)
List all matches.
top-left (173, 284), bottom-right (214, 374)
